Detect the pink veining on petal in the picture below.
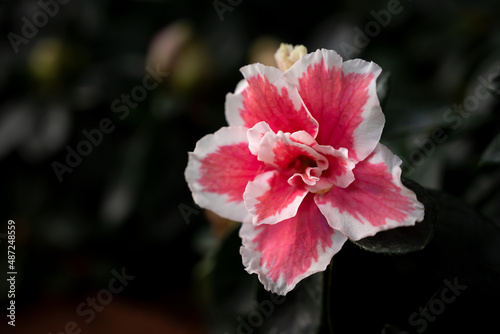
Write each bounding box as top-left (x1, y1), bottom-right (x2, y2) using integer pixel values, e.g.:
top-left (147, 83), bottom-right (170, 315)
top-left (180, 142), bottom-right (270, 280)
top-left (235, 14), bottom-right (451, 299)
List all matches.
top-left (240, 74), bottom-right (318, 135)
top-left (199, 142), bottom-right (267, 202)
top-left (297, 59), bottom-right (373, 160)
top-left (187, 47), bottom-right (425, 296)
top-left (251, 194), bottom-right (336, 286)
top-left (245, 171), bottom-right (308, 225)
top-left (316, 151), bottom-right (414, 228)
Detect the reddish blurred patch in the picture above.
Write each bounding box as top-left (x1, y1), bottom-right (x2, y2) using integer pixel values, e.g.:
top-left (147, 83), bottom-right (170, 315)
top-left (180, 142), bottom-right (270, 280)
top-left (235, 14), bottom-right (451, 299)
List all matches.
top-left (204, 209), bottom-right (238, 239)
top-left (3, 295), bottom-right (207, 334)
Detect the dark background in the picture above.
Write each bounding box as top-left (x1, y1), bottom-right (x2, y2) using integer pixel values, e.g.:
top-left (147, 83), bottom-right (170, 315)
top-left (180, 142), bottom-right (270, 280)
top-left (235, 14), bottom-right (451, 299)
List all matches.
top-left (0, 0), bottom-right (500, 333)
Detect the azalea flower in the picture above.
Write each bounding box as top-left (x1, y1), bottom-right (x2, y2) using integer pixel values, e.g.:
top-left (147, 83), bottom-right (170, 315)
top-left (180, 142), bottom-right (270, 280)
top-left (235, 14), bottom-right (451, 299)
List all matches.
top-left (185, 44), bottom-right (425, 295)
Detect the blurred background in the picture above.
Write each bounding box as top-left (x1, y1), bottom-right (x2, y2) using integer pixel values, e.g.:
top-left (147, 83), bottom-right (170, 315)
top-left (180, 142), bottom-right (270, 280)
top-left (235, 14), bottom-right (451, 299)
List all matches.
top-left (0, 0), bottom-right (500, 333)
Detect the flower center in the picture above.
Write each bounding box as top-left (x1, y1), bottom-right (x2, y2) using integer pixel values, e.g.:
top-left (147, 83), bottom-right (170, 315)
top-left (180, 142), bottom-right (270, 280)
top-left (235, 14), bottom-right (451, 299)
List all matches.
top-left (313, 186), bottom-right (333, 194)
top-left (288, 155), bottom-right (318, 173)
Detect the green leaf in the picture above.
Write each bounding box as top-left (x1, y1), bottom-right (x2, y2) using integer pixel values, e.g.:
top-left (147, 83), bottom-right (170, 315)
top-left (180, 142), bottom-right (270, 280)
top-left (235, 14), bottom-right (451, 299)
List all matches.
top-left (480, 133), bottom-right (500, 165)
top-left (427, 190), bottom-right (500, 279)
top-left (352, 178), bottom-right (436, 254)
top-left (324, 190), bottom-right (500, 333)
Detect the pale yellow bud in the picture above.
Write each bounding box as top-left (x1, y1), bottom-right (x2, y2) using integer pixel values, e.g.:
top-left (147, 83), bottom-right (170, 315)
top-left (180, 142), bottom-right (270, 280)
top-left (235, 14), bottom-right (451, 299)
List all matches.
top-left (274, 43), bottom-right (307, 72)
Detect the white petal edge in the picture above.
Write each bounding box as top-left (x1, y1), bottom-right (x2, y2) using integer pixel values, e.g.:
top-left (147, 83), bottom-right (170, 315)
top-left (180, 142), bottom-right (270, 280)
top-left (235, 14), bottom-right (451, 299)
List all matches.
top-left (341, 58), bottom-right (385, 162)
top-left (185, 126), bottom-right (254, 223)
top-left (239, 221), bottom-right (348, 295)
top-left (284, 48), bottom-right (343, 87)
top-left (225, 79), bottom-right (249, 127)
top-left (225, 63), bottom-right (319, 133)
top-left (285, 49), bottom-right (385, 162)
top-left (315, 143), bottom-right (425, 241)
top-left (247, 121), bottom-right (273, 156)
top-left (243, 170), bottom-right (308, 226)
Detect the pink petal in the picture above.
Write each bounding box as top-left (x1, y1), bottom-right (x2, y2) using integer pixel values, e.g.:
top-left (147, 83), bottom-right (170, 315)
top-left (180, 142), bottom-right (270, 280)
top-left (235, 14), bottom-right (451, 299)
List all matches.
top-left (243, 170), bottom-right (308, 226)
top-left (240, 193), bottom-right (348, 295)
top-left (247, 121), bottom-right (272, 156)
top-left (225, 63), bottom-right (319, 137)
top-left (247, 125), bottom-right (355, 194)
top-left (310, 146), bottom-right (356, 190)
top-left (185, 126), bottom-right (267, 222)
top-left (256, 130), bottom-right (327, 171)
top-left (314, 144), bottom-right (425, 241)
top-left (285, 49), bottom-right (385, 161)
top-left (289, 130), bottom-right (318, 146)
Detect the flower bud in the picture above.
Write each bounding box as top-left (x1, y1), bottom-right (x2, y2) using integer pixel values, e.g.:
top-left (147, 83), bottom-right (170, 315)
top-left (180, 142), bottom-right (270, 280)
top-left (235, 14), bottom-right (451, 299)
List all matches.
top-left (274, 43), bottom-right (307, 72)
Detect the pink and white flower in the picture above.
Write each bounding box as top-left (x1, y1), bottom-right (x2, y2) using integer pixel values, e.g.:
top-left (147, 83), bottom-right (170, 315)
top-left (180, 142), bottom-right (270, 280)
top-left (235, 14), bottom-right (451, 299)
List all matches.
top-left (185, 44), bottom-right (425, 295)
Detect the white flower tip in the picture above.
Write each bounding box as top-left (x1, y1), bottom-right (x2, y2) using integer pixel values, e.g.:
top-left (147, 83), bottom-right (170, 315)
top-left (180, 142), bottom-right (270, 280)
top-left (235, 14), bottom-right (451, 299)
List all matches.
top-left (274, 43), bottom-right (308, 72)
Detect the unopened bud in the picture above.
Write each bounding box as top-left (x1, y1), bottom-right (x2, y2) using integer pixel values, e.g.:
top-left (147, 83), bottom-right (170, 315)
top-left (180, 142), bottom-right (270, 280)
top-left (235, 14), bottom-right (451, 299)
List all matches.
top-left (274, 43), bottom-right (307, 72)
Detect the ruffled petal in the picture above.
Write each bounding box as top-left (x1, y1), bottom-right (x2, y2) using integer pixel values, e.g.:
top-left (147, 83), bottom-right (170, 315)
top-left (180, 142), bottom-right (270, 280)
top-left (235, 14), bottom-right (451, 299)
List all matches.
top-left (243, 170), bottom-right (308, 226)
top-left (256, 130), bottom-right (327, 171)
top-left (225, 63), bottom-right (319, 137)
top-left (247, 121), bottom-right (272, 156)
top-left (310, 146), bottom-right (356, 191)
top-left (240, 193), bottom-right (348, 295)
top-left (314, 144), bottom-right (425, 241)
top-left (185, 126), bottom-right (267, 222)
top-left (285, 49), bottom-right (385, 161)
top-left (246, 123), bottom-right (355, 195)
